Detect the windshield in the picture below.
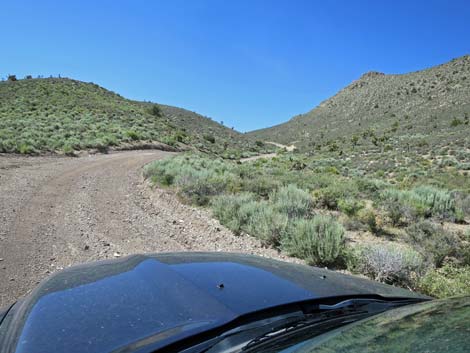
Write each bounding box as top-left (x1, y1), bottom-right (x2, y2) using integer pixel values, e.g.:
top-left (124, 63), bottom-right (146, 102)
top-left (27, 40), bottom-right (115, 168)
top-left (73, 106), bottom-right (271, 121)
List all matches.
top-left (271, 296), bottom-right (470, 353)
top-left (180, 297), bottom-right (422, 353)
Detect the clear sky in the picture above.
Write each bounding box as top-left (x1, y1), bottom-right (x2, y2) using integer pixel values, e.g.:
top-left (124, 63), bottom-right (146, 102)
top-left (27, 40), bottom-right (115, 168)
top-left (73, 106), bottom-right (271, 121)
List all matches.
top-left (1, 0), bottom-right (469, 132)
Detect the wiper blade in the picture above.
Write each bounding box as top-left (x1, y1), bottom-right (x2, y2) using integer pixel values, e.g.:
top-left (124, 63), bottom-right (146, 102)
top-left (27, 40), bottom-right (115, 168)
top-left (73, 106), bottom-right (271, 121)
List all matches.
top-left (316, 298), bottom-right (420, 313)
top-left (181, 297), bottom-right (424, 353)
top-left (242, 311), bottom-right (367, 352)
top-left (241, 298), bottom-right (419, 352)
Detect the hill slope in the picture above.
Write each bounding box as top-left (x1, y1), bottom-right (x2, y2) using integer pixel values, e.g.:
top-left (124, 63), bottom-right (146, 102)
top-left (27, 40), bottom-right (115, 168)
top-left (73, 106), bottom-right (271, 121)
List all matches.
top-left (249, 55), bottom-right (470, 155)
top-left (0, 78), bottom-right (262, 156)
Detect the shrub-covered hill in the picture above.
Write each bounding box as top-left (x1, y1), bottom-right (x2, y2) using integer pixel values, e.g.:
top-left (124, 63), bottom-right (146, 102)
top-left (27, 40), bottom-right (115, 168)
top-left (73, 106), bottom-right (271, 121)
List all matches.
top-left (248, 55), bottom-right (470, 155)
top-left (0, 77), bottom-right (264, 156)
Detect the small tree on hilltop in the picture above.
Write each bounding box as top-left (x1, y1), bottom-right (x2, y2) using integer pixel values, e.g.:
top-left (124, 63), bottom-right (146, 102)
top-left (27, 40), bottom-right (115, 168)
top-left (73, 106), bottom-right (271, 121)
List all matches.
top-left (151, 104), bottom-right (162, 117)
top-left (7, 74), bottom-right (17, 81)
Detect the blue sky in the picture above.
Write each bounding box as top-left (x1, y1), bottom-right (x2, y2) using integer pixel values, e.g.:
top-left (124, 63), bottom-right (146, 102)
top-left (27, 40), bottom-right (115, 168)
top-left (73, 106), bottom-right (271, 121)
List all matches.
top-left (1, 0), bottom-right (469, 131)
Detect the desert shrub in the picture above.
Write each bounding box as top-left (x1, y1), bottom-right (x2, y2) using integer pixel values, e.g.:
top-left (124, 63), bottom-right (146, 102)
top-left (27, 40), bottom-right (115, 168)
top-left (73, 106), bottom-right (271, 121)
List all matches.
top-left (203, 134), bottom-right (215, 144)
top-left (150, 104), bottom-right (162, 117)
top-left (211, 193), bottom-right (256, 235)
top-left (62, 144), bottom-right (76, 156)
top-left (282, 215), bottom-right (345, 267)
top-left (382, 199), bottom-right (413, 226)
top-left (179, 176), bottom-right (229, 206)
top-left (174, 131), bottom-right (187, 143)
top-left (95, 141), bottom-right (109, 154)
top-left (457, 162), bottom-right (470, 170)
top-left (380, 186), bottom-right (458, 220)
top-left (313, 180), bottom-right (359, 210)
top-left (144, 155), bottom-right (236, 200)
top-left (338, 198), bottom-right (364, 217)
top-left (450, 117), bottom-right (463, 127)
top-left (406, 221), bottom-right (460, 267)
top-left (244, 203), bottom-right (289, 246)
top-left (414, 186), bottom-right (456, 218)
top-left (357, 208), bottom-right (380, 235)
top-left (18, 142), bottom-right (35, 154)
top-left (355, 178), bottom-right (390, 196)
top-left (270, 184), bottom-right (313, 219)
top-left (342, 217), bottom-right (366, 232)
top-left (161, 135), bottom-right (177, 146)
top-left (454, 192), bottom-right (470, 220)
top-left (419, 264), bottom-right (470, 298)
top-left (240, 175), bottom-right (281, 198)
top-left (347, 243), bottom-right (424, 287)
top-left (125, 130), bottom-right (140, 141)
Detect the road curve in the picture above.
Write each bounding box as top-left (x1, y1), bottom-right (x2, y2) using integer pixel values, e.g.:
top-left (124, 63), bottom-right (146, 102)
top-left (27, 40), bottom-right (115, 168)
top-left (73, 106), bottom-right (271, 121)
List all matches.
top-left (0, 151), bottom-right (174, 306)
top-left (0, 150), bottom-right (297, 307)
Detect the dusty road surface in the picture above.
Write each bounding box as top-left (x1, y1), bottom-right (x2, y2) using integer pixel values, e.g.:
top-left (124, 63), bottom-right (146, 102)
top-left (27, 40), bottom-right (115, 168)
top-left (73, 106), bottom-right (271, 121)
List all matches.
top-left (0, 150), bottom-right (297, 307)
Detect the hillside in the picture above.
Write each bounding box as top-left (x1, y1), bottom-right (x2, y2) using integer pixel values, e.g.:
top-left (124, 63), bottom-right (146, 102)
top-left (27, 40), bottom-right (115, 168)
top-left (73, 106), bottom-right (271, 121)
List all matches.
top-left (0, 77), bottom-right (263, 156)
top-left (249, 55), bottom-right (470, 156)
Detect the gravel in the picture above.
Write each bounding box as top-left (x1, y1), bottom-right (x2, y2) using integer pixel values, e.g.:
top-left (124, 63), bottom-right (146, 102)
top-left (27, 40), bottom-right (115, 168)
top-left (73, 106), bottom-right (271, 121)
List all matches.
top-left (0, 150), bottom-right (300, 307)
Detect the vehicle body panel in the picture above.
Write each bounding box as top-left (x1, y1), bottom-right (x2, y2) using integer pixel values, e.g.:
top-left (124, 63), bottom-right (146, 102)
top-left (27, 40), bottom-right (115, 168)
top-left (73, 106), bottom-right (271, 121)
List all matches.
top-left (0, 252), bottom-right (429, 353)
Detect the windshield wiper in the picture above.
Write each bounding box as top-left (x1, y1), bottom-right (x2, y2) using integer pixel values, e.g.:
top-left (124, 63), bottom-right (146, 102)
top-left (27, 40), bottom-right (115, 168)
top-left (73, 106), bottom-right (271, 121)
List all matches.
top-left (196, 298), bottom-right (419, 353)
top-left (241, 298), bottom-right (416, 352)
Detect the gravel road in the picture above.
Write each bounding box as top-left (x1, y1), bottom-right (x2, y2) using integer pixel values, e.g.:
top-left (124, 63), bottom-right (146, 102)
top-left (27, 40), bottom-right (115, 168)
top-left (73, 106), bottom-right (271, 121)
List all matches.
top-left (0, 150), bottom-right (298, 307)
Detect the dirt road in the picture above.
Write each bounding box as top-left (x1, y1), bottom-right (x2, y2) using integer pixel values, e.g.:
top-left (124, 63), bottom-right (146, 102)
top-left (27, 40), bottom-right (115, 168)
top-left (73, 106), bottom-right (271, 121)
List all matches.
top-left (0, 150), bottom-right (297, 307)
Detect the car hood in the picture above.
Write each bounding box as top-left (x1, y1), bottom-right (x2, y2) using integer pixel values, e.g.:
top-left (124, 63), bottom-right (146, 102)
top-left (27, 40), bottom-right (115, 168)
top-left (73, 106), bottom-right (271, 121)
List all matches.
top-left (0, 252), bottom-right (428, 353)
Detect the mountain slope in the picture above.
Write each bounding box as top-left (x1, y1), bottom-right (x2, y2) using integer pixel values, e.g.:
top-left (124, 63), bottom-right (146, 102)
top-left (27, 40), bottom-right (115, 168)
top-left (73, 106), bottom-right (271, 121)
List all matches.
top-left (0, 78), bottom-right (261, 156)
top-left (249, 55), bottom-right (470, 154)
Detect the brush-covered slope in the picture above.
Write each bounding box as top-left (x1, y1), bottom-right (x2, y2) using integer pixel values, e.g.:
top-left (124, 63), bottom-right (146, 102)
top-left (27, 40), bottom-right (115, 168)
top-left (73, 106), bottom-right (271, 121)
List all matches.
top-left (0, 77), bottom-right (261, 156)
top-left (249, 55), bottom-right (470, 154)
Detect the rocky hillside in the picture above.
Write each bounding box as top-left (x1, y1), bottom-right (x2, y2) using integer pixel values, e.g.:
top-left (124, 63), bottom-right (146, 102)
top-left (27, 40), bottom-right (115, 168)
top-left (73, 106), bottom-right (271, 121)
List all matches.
top-left (0, 77), bottom-right (263, 156)
top-left (249, 55), bottom-right (470, 155)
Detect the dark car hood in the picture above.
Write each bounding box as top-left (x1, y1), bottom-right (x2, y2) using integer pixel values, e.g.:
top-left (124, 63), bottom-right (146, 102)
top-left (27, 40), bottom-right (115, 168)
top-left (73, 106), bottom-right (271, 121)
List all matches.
top-left (0, 252), bottom-right (428, 353)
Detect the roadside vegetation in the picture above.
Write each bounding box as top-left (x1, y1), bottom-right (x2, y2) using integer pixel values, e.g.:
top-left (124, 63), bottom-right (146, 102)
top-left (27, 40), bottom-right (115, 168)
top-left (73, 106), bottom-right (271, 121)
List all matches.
top-left (0, 77), bottom-right (268, 156)
top-left (144, 152), bottom-right (470, 298)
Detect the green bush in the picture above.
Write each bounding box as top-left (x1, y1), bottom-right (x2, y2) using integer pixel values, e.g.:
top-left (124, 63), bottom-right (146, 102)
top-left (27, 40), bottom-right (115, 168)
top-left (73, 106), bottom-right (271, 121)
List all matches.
top-left (62, 144), bottom-right (76, 156)
top-left (358, 209), bottom-right (380, 235)
top-left (144, 155), bottom-right (239, 205)
top-left (356, 178), bottom-right (391, 196)
top-left (450, 117), bottom-right (463, 127)
top-left (380, 186), bottom-right (458, 221)
top-left (313, 180), bottom-right (359, 210)
top-left (382, 199), bottom-right (411, 226)
top-left (406, 221), bottom-right (459, 267)
top-left (282, 215), bottom-right (345, 266)
top-left (203, 134), bottom-right (215, 144)
top-left (271, 184), bottom-right (313, 218)
top-left (419, 264), bottom-right (470, 298)
top-left (240, 175), bottom-right (281, 198)
top-left (150, 104), bottom-right (162, 117)
top-left (347, 243), bottom-right (424, 287)
top-left (244, 203), bottom-right (289, 246)
top-left (18, 142), bottom-right (35, 154)
top-left (211, 193), bottom-right (256, 235)
top-left (179, 176), bottom-right (228, 206)
top-left (125, 130), bottom-right (140, 141)
top-left (338, 198), bottom-right (364, 217)
top-left (414, 186), bottom-right (456, 219)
